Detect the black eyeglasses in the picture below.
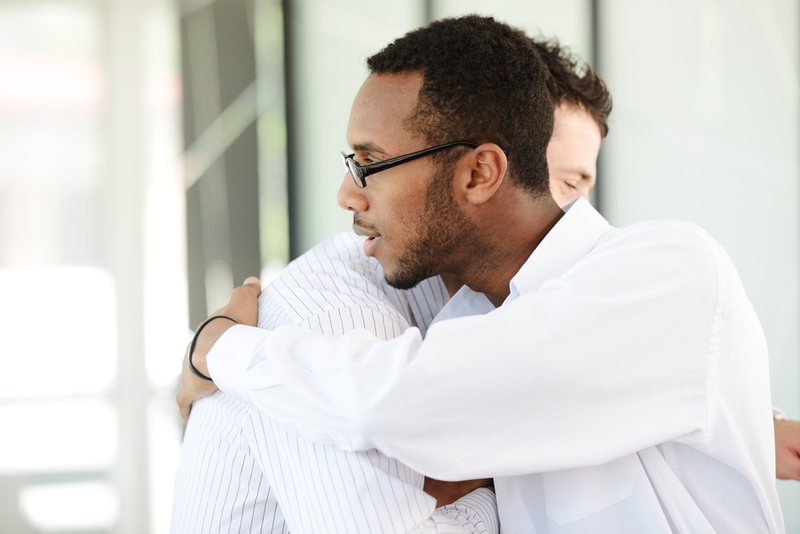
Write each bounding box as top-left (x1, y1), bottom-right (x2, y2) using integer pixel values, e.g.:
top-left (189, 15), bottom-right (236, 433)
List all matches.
top-left (341, 141), bottom-right (478, 188)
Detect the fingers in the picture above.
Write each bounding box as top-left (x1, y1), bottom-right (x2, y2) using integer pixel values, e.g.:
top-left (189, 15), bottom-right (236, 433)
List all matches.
top-left (243, 277), bottom-right (262, 296)
top-left (776, 450), bottom-right (800, 480)
top-left (244, 276), bottom-right (261, 286)
top-left (774, 419), bottom-right (800, 480)
top-left (221, 278), bottom-right (262, 327)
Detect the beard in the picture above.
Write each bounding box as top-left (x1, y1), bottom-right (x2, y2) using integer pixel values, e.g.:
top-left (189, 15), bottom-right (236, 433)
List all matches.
top-left (385, 164), bottom-right (480, 290)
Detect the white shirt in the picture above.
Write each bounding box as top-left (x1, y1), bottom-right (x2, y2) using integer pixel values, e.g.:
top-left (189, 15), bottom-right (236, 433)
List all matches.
top-left (209, 198), bottom-right (784, 533)
top-left (172, 231), bottom-right (498, 534)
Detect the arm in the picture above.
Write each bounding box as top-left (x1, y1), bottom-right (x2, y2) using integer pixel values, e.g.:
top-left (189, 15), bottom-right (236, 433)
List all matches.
top-left (243, 408), bottom-right (498, 534)
top-left (179, 235), bottom-right (498, 533)
top-left (207, 224), bottom-right (754, 480)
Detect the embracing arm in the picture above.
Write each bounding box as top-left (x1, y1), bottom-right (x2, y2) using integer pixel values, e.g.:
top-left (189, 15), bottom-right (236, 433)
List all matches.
top-left (178, 275), bottom-right (498, 534)
top-left (207, 225), bottom-right (748, 480)
top-left (176, 278), bottom-right (261, 423)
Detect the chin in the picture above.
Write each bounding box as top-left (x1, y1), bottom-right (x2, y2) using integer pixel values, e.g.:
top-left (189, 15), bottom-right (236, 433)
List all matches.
top-left (383, 259), bottom-right (430, 290)
top-left (384, 274), bottom-right (422, 291)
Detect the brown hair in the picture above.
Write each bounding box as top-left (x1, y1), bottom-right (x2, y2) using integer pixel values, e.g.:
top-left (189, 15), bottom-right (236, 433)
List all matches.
top-left (533, 38), bottom-right (612, 137)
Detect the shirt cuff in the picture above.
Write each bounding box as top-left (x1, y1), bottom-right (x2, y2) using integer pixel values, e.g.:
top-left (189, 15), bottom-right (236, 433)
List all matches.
top-left (207, 324), bottom-right (273, 403)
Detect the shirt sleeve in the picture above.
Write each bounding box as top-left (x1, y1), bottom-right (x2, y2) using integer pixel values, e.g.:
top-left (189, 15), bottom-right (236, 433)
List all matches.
top-left (208, 223), bottom-right (731, 481)
top-left (223, 233), bottom-right (493, 533)
top-left (242, 407), bottom-right (497, 534)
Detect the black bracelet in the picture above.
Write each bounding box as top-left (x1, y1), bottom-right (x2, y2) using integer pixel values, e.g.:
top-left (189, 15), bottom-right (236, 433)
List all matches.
top-left (188, 315), bottom-right (238, 381)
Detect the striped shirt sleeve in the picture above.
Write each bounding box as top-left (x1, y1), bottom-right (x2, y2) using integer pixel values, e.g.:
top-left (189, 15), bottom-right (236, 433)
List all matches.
top-left (176, 231), bottom-right (498, 534)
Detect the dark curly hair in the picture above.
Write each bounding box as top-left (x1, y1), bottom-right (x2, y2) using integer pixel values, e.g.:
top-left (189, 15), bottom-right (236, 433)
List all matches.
top-left (366, 15), bottom-right (553, 196)
top-left (534, 38), bottom-right (612, 137)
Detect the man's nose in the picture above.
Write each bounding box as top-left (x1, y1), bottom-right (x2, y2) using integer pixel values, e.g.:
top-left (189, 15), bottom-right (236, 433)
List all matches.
top-left (337, 172), bottom-right (369, 213)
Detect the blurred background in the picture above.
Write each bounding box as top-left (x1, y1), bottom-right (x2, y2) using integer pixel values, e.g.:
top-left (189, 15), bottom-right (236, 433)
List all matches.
top-left (0, 0), bottom-right (797, 531)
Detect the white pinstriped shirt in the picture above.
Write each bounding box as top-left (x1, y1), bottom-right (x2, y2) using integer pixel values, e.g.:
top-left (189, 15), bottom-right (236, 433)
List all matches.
top-left (171, 231), bottom-right (499, 534)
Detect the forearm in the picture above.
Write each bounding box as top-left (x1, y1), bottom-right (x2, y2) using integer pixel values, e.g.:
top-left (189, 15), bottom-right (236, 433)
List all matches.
top-left (209, 293), bottom-right (710, 480)
top-left (246, 411), bottom-right (471, 534)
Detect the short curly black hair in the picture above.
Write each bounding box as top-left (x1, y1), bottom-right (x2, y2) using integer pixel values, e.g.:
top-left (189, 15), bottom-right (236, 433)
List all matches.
top-left (366, 15), bottom-right (553, 196)
top-left (533, 38), bottom-right (612, 137)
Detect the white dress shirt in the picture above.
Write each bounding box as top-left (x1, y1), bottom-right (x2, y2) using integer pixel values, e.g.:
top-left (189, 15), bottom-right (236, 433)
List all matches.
top-left (172, 231), bottom-right (498, 533)
top-left (209, 198), bottom-right (784, 533)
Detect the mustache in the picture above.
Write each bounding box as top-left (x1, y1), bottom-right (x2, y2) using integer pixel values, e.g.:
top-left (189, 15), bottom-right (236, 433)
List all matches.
top-left (353, 214), bottom-right (379, 233)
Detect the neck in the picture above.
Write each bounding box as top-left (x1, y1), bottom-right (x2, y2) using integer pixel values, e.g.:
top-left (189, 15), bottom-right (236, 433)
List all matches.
top-left (453, 191), bottom-right (564, 306)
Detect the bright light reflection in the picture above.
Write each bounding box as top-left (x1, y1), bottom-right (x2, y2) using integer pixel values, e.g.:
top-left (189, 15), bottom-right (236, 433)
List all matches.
top-left (19, 481), bottom-right (120, 531)
top-left (0, 399), bottom-right (117, 474)
top-left (0, 267), bottom-right (116, 399)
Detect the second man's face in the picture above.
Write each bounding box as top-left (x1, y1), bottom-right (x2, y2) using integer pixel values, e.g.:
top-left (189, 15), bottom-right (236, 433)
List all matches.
top-left (547, 103), bottom-right (602, 207)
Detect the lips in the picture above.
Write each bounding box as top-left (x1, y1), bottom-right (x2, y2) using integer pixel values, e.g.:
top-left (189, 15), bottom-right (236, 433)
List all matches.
top-left (353, 225), bottom-right (381, 257)
top-left (362, 235), bottom-right (381, 257)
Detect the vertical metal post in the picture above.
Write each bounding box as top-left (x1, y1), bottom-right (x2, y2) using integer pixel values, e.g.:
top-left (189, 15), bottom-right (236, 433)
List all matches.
top-left (182, 0), bottom-right (260, 324)
top-left (281, 0), bottom-right (300, 260)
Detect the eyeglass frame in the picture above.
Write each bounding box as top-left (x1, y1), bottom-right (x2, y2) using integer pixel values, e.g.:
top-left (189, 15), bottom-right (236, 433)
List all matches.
top-left (341, 141), bottom-right (479, 188)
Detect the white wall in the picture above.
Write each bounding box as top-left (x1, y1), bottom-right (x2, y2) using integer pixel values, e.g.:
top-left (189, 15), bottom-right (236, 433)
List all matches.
top-left (599, 0), bottom-right (800, 527)
top-left (289, 0), bottom-right (425, 253)
top-left (434, 0), bottom-right (592, 63)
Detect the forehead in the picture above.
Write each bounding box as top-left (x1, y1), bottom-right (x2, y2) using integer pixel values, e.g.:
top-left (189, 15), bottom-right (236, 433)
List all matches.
top-left (552, 103), bottom-right (601, 143)
top-left (346, 73), bottom-right (424, 154)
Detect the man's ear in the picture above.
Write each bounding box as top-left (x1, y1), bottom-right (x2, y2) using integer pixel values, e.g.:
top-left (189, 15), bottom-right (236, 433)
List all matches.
top-left (456, 143), bottom-right (507, 205)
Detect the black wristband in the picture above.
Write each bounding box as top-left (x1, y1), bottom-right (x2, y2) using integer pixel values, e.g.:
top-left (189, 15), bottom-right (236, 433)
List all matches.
top-left (188, 315), bottom-right (238, 381)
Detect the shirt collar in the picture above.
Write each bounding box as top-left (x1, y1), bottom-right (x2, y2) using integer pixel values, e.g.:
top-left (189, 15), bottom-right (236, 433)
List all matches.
top-left (507, 197), bottom-right (612, 301)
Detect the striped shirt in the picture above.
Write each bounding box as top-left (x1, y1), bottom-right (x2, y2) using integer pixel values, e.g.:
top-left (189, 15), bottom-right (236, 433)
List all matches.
top-left (171, 231), bottom-right (499, 533)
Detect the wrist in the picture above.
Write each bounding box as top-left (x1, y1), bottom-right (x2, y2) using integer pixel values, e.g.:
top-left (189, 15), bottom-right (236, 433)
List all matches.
top-left (190, 315), bottom-right (238, 380)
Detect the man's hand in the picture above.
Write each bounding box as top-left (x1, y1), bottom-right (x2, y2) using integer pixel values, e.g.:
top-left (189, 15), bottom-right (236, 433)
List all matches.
top-left (423, 477), bottom-right (494, 508)
top-left (177, 277), bottom-right (263, 424)
top-left (775, 418), bottom-right (800, 480)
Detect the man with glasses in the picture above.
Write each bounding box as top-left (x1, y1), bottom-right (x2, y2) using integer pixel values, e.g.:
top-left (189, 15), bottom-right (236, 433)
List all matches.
top-left (178, 15), bottom-right (784, 533)
top-left (172, 29), bottom-right (616, 534)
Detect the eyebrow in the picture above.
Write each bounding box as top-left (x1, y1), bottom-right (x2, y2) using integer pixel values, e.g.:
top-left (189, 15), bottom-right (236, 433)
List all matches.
top-left (350, 142), bottom-right (387, 155)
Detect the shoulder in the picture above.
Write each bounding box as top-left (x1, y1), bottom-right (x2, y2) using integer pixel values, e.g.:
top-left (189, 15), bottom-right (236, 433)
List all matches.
top-left (593, 220), bottom-right (725, 272)
top-left (259, 232), bottom-right (412, 328)
top-left (268, 231), bottom-right (383, 290)
top-left (568, 220), bottom-right (727, 304)
top-left (598, 219), bottom-right (716, 250)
